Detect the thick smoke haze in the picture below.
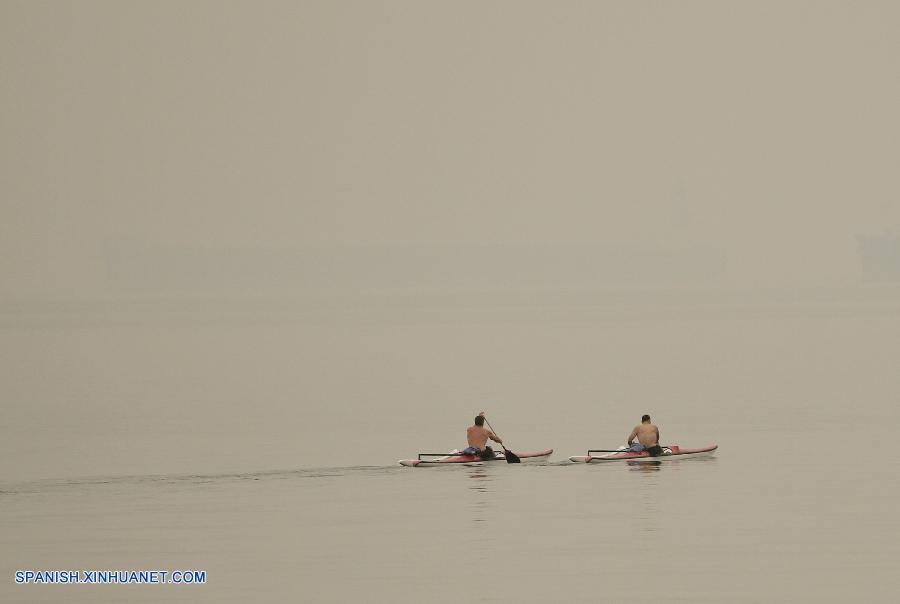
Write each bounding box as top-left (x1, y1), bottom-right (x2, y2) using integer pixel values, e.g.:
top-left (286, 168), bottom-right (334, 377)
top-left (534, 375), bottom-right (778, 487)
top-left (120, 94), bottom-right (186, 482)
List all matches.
top-left (2, 1), bottom-right (898, 301)
top-left (2, 2), bottom-right (899, 483)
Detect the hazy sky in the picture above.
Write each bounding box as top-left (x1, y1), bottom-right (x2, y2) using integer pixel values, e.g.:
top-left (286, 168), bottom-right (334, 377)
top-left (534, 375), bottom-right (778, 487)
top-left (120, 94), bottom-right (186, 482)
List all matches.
top-left (3, 1), bottom-right (899, 298)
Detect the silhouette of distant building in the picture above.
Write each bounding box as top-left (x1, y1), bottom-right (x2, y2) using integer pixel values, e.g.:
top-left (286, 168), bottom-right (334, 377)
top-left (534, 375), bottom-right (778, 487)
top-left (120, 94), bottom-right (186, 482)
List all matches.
top-left (857, 233), bottom-right (900, 282)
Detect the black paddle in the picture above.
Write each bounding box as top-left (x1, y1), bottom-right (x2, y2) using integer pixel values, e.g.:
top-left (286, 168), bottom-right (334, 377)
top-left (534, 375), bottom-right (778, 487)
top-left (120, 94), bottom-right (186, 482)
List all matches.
top-left (483, 417), bottom-right (520, 463)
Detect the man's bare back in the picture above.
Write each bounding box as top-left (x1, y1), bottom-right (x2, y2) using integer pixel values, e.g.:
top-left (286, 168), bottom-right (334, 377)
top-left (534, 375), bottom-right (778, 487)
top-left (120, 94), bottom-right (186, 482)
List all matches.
top-left (467, 412), bottom-right (502, 450)
top-left (628, 416), bottom-right (660, 448)
top-left (467, 425), bottom-right (500, 449)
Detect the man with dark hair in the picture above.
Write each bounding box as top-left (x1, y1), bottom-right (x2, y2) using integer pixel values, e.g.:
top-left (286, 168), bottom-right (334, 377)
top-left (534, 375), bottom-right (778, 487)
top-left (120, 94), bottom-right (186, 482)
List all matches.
top-left (627, 414), bottom-right (663, 456)
top-left (463, 412), bottom-right (503, 460)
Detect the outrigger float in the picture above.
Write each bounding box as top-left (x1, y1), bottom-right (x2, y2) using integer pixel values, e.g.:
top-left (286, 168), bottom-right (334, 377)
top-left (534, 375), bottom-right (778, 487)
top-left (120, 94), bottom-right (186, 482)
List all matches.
top-left (568, 444), bottom-right (717, 463)
top-left (399, 449), bottom-right (553, 467)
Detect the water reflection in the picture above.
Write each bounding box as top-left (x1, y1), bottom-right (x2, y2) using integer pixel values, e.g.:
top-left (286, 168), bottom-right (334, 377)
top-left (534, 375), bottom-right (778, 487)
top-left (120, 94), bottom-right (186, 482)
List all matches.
top-left (636, 493), bottom-right (662, 539)
top-left (466, 467), bottom-right (493, 524)
top-left (466, 467), bottom-right (492, 491)
top-left (625, 456), bottom-right (719, 472)
top-left (627, 460), bottom-right (662, 472)
top-left (625, 462), bottom-right (663, 538)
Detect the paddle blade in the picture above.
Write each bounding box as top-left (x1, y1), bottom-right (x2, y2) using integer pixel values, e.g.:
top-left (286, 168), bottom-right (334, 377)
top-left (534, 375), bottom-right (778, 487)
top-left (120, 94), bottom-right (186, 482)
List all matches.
top-left (504, 448), bottom-right (521, 463)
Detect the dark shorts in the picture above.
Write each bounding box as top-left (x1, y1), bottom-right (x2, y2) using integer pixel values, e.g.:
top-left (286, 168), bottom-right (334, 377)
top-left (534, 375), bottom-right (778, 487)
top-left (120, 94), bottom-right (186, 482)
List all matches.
top-left (646, 445), bottom-right (664, 457)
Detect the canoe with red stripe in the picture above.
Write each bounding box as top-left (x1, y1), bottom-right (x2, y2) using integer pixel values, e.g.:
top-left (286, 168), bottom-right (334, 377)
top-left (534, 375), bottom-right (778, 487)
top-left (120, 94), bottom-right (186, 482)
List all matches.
top-left (568, 444), bottom-right (717, 463)
top-left (399, 449), bottom-right (553, 467)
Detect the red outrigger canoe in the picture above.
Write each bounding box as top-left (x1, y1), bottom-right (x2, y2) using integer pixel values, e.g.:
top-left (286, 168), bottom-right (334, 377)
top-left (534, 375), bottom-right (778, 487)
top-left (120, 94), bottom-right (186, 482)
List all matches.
top-left (399, 449), bottom-right (553, 467)
top-left (568, 444), bottom-right (718, 463)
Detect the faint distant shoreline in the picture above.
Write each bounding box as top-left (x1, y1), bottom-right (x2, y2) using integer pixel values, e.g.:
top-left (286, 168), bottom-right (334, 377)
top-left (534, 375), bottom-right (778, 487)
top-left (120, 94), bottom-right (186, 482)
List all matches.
top-left (2, 286), bottom-right (899, 328)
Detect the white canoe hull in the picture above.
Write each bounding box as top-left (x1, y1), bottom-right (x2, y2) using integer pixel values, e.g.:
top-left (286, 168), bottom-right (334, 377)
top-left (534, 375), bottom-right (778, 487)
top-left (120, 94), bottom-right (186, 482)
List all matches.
top-left (399, 449), bottom-right (553, 467)
top-left (568, 444), bottom-right (717, 463)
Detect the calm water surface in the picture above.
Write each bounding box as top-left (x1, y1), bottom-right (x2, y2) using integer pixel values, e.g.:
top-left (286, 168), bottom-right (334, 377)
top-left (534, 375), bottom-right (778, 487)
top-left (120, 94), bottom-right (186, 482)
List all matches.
top-left (2, 445), bottom-right (898, 602)
top-left (2, 301), bottom-right (899, 602)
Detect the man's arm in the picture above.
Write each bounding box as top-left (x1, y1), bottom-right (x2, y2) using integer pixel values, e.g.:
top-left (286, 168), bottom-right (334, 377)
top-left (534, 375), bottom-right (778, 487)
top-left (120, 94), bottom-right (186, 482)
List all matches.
top-left (627, 426), bottom-right (638, 446)
top-left (489, 431), bottom-right (503, 445)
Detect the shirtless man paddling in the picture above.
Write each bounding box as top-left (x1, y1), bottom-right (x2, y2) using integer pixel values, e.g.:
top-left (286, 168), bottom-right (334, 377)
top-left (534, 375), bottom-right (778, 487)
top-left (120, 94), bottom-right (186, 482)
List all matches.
top-left (465, 412), bottom-right (503, 460)
top-left (627, 414), bottom-right (663, 456)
